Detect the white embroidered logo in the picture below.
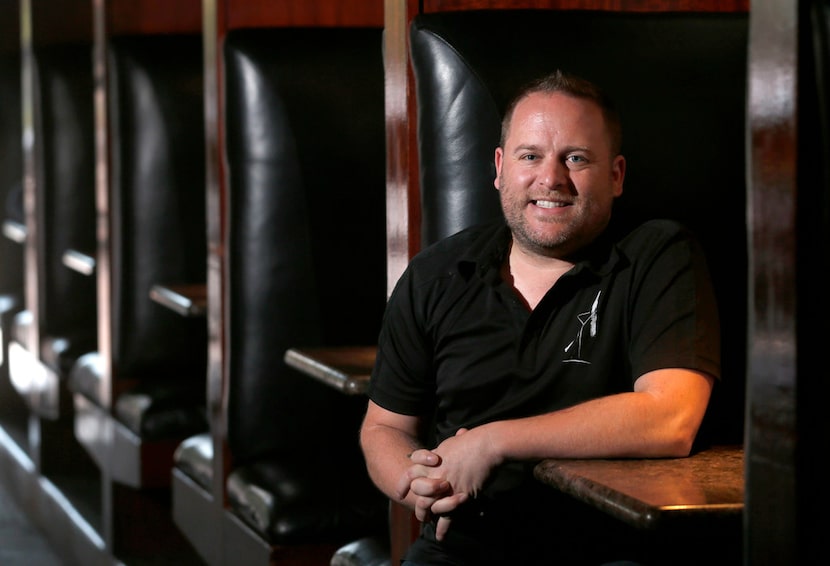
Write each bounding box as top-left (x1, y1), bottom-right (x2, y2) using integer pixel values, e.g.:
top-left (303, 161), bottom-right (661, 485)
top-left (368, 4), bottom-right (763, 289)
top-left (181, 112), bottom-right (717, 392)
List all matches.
top-left (563, 290), bottom-right (601, 365)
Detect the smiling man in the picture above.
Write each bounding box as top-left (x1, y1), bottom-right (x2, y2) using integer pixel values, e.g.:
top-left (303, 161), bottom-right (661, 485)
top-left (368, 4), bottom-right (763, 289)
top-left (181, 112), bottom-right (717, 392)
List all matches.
top-left (360, 70), bottom-right (720, 565)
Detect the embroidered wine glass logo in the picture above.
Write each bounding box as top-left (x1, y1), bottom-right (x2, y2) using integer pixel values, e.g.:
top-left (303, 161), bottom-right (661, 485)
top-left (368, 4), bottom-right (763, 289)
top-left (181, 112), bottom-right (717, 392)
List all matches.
top-left (563, 290), bottom-right (601, 365)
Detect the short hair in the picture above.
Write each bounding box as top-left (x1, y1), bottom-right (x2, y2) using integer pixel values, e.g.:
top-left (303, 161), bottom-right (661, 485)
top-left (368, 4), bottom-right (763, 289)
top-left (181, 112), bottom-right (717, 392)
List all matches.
top-left (500, 70), bottom-right (622, 156)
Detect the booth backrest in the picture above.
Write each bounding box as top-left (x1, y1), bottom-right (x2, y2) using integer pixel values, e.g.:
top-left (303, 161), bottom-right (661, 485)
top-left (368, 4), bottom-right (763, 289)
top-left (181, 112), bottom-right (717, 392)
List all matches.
top-left (32, 43), bottom-right (97, 344)
top-left (108, 35), bottom-right (206, 381)
top-left (223, 27), bottom-right (387, 466)
top-left (0, 52), bottom-right (23, 297)
top-left (410, 10), bottom-right (749, 445)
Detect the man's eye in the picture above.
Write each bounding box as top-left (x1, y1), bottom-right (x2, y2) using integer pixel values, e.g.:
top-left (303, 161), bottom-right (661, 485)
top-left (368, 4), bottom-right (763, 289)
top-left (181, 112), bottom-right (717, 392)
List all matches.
top-left (521, 154), bottom-right (538, 161)
top-left (567, 155), bottom-right (585, 164)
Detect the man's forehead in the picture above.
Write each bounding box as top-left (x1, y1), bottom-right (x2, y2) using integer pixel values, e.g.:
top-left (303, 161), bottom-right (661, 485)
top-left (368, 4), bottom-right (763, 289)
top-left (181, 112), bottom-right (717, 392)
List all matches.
top-left (507, 95), bottom-right (604, 139)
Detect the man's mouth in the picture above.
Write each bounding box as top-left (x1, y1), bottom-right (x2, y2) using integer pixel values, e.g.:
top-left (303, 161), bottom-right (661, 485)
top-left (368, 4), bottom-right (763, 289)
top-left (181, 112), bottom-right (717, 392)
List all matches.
top-left (532, 199), bottom-right (568, 209)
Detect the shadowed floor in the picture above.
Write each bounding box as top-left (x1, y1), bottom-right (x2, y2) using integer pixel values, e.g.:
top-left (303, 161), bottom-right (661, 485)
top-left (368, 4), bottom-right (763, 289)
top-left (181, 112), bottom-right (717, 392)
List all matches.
top-left (0, 470), bottom-right (68, 566)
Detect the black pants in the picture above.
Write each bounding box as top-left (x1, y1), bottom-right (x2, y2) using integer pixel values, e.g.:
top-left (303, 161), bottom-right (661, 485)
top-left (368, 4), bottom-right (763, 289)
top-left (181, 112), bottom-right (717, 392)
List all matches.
top-left (400, 489), bottom-right (643, 566)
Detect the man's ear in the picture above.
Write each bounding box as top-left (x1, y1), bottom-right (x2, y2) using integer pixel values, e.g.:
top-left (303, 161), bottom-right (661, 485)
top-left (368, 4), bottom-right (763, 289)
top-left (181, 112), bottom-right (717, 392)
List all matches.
top-left (612, 154), bottom-right (625, 197)
top-left (494, 147), bottom-right (504, 190)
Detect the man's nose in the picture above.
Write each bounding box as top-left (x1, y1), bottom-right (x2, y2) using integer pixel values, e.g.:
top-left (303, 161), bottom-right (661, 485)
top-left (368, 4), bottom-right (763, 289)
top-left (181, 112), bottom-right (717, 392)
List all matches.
top-left (538, 160), bottom-right (568, 189)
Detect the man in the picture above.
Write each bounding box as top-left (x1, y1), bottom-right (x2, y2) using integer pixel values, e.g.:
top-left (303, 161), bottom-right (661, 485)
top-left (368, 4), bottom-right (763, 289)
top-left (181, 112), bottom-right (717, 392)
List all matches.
top-left (360, 70), bottom-right (719, 565)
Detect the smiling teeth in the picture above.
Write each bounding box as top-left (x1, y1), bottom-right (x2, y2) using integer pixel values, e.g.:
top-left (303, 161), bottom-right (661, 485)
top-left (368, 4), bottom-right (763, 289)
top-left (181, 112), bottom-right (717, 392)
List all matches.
top-left (535, 200), bottom-right (565, 208)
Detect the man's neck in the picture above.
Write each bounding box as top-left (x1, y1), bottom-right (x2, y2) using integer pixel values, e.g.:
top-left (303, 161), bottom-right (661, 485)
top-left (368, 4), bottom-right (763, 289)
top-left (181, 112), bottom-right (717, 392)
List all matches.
top-left (501, 240), bottom-right (574, 311)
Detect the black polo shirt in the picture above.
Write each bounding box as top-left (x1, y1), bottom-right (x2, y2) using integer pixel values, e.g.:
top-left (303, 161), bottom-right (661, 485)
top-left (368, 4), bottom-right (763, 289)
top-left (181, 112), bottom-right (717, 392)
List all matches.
top-left (370, 218), bottom-right (719, 488)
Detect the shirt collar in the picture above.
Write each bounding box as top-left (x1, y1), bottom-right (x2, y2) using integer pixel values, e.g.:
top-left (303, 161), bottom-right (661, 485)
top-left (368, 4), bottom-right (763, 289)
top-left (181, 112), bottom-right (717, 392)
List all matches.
top-left (458, 221), bottom-right (623, 284)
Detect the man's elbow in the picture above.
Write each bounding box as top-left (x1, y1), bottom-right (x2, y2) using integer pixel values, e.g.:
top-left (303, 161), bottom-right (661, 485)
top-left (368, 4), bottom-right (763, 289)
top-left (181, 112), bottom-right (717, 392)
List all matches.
top-left (660, 418), bottom-right (705, 457)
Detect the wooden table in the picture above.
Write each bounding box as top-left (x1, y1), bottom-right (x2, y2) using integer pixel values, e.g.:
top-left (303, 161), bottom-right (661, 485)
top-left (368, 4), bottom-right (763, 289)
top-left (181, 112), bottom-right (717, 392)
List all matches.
top-left (283, 345), bottom-right (376, 395)
top-left (534, 444), bottom-right (744, 531)
top-left (149, 283), bottom-right (207, 317)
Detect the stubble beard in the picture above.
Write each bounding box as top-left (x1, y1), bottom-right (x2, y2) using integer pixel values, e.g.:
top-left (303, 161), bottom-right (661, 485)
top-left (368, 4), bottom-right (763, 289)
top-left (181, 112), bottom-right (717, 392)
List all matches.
top-left (499, 186), bottom-right (584, 258)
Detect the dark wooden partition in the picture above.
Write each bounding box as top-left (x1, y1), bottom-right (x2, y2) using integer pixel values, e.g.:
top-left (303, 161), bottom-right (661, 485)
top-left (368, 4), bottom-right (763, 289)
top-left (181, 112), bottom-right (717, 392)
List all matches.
top-left (745, 0), bottom-right (830, 563)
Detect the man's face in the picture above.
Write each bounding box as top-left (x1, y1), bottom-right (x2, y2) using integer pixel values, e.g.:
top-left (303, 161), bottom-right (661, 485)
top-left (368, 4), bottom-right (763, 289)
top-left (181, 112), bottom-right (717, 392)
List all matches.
top-left (494, 92), bottom-right (625, 258)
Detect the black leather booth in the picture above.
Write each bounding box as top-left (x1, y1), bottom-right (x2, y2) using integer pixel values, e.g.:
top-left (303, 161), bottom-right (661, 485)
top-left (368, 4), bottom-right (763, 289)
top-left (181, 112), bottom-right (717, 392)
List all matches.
top-left (68, 34), bottom-right (208, 489)
top-left (172, 27), bottom-right (389, 565)
top-left (6, 43), bottom-right (97, 422)
top-left (0, 52), bottom-right (25, 427)
top-left (409, 10), bottom-right (749, 448)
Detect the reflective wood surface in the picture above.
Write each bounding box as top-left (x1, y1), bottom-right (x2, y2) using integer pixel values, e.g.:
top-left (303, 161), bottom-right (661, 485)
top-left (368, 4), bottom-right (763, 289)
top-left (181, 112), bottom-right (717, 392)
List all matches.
top-left (284, 346), bottom-right (376, 395)
top-left (534, 445), bottom-right (744, 530)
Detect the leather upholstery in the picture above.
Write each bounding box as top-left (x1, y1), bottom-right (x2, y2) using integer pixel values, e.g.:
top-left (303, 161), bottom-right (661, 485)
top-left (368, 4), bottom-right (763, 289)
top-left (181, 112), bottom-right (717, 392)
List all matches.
top-left (172, 432), bottom-right (212, 491)
top-left (29, 43), bottom-right (98, 371)
top-left (220, 27), bottom-right (387, 544)
top-left (68, 35), bottom-right (207, 439)
top-left (0, 52), bottom-right (23, 298)
top-left (410, 10), bottom-right (749, 445)
top-left (108, 35), bottom-right (207, 382)
top-left (0, 52), bottom-right (23, 373)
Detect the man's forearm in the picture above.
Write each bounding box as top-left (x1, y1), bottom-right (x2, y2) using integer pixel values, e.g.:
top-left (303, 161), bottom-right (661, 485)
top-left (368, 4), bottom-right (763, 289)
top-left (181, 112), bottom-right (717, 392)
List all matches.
top-left (360, 423), bottom-right (424, 507)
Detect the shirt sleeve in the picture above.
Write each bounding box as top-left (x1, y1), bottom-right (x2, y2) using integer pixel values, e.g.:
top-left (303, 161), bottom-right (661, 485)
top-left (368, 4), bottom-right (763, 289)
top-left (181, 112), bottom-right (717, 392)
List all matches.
top-left (367, 264), bottom-right (438, 416)
top-left (627, 220), bottom-right (721, 383)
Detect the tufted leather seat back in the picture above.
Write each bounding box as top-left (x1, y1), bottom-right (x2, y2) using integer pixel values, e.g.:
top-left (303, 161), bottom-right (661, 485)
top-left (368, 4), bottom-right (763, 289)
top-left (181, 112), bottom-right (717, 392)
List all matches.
top-left (410, 10), bottom-right (749, 445)
top-left (220, 28), bottom-right (388, 545)
top-left (108, 35), bottom-right (206, 382)
top-left (224, 27), bottom-right (387, 466)
top-left (31, 43), bottom-right (97, 354)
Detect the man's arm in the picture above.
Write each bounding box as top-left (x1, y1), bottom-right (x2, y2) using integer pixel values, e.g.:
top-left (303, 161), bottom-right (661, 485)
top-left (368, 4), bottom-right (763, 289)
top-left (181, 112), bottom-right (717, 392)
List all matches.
top-left (428, 368), bottom-right (715, 497)
top-left (360, 401), bottom-right (463, 516)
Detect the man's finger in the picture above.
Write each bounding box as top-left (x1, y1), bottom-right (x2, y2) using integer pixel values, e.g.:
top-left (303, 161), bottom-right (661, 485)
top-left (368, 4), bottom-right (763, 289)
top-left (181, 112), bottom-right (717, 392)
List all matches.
top-left (395, 473), bottom-right (412, 500)
top-left (435, 516), bottom-right (452, 541)
top-left (409, 449), bottom-right (441, 466)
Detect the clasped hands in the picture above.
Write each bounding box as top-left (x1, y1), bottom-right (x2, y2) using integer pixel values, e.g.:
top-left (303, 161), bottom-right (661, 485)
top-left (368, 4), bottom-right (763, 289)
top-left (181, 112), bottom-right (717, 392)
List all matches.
top-left (394, 427), bottom-right (500, 541)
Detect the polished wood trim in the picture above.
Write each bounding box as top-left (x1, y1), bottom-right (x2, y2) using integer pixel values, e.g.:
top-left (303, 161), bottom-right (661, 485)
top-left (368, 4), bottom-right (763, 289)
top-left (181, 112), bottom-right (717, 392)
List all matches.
top-left (29, 0), bottom-right (93, 45)
top-left (107, 0), bottom-right (202, 35)
top-left (745, 0), bottom-right (798, 563)
top-left (19, 0), bottom-right (38, 364)
top-left (384, 0), bottom-right (422, 296)
top-left (223, 0), bottom-right (384, 30)
top-left (424, 0), bottom-right (749, 11)
top-left (204, 0), bottom-right (231, 530)
top-left (92, 0), bottom-right (112, 412)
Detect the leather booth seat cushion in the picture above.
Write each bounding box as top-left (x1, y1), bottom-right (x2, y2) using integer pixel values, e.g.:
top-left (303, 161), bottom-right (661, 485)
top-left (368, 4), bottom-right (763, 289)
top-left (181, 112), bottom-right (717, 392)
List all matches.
top-left (173, 432), bottom-right (213, 491)
top-left (226, 459), bottom-right (387, 546)
top-left (67, 351), bottom-right (102, 403)
top-left (69, 351), bottom-right (207, 440)
top-left (330, 537), bottom-right (390, 566)
top-left (40, 333), bottom-right (96, 376)
top-left (11, 310), bottom-right (96, 378)
top-left (11, 310), bottom-right (32, 351)
top-left (114, 381), bottom-right (207, 440)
